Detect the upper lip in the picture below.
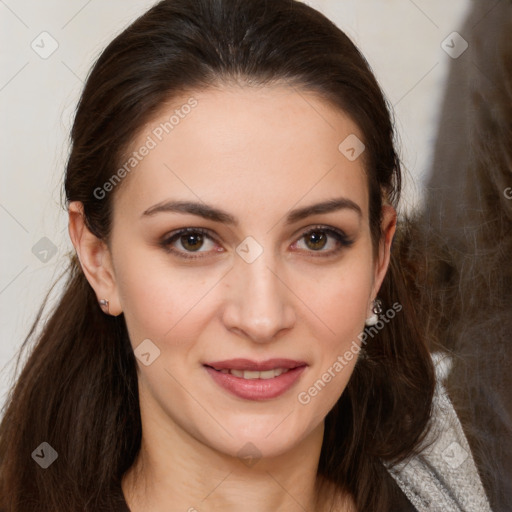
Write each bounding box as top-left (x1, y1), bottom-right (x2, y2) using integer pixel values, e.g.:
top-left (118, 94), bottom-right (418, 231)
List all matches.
top-left (204, 358), bottom-right (307, 371)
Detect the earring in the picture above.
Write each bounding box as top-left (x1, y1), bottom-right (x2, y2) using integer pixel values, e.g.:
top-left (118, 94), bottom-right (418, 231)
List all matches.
top-left (98, 299), bottom-right (110, 315)
top-left (365, 298), bottom-right (382, 326)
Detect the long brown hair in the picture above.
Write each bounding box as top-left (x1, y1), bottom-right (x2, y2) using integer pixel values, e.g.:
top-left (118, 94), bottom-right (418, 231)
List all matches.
top-left (406, 1), bottom-right (512, 510)
top-left (0, 1), bottom-right (435, 510)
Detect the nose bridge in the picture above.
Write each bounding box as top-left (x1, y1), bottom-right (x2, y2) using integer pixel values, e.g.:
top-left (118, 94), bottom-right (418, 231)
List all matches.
top-left (223, 249), bottom-right (295, 342)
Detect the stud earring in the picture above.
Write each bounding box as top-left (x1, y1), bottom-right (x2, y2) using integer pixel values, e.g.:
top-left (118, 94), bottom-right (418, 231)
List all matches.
top-left (365, 298), bottom-right (382, 326)
top-left (98, 299), bottom-right (110, 315)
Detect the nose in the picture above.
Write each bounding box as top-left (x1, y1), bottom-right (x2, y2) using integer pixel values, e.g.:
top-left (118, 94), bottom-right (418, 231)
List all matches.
top-left (221, 255), bottom-right (296, 343)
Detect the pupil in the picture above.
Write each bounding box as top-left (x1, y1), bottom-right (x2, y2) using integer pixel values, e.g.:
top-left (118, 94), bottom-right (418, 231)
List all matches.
top-left (306, 231), bottom-right (326, 250)
top-left (181, 233), bottom-right (203, 251)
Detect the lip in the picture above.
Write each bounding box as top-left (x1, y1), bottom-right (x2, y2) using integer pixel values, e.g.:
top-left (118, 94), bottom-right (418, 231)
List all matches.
top-left (204, 358), bottom-right (307, 371)
top-left (203, 359), bottom-right (308, 401)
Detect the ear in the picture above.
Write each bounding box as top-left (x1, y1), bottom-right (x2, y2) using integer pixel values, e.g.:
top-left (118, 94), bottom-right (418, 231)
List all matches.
top-left (68, 201), bottom-right (123, 316)
top-left (369, 203), bottom-right (397, 304)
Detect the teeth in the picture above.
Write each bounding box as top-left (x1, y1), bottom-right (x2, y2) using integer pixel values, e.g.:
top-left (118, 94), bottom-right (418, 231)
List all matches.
top-left (259, 369), bottom-right (279, 379)
top-left (219, 368), bottom-right (290, 379)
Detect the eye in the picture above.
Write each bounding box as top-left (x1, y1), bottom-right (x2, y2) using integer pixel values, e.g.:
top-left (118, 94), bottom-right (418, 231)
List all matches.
top-left (291, 225), bottom-right (353, 256)
top-left (159, 225), bottom-right (353, 260)
top-left (160, 227), bottom-right (223, 259)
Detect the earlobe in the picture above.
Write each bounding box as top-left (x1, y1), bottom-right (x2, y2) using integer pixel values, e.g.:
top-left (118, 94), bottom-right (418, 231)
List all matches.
top-left (68, 201), bottom-right (123, 316)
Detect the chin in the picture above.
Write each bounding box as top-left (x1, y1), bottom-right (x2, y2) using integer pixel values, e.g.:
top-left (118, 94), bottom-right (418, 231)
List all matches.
top-left (199, 409), bottom-right (321, 461)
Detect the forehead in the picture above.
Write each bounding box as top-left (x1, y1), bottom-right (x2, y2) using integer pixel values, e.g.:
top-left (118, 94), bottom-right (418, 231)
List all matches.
top-left (113, 84), bottom-right (369, 222)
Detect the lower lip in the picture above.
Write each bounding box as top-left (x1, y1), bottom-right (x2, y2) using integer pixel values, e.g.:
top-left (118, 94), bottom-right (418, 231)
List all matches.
top-left (204, 365), bottom-right (307, 400)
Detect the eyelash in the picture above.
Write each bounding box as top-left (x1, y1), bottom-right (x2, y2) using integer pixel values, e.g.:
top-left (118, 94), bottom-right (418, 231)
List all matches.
top-left (159, 225), bottom-right (354, 260)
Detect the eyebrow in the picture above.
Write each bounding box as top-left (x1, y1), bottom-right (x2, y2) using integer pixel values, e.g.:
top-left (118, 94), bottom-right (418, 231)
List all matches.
top-left (141, 197), bottom-right (362, 225)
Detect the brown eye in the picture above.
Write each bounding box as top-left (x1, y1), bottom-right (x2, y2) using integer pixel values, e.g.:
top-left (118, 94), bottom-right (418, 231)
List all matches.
top-left (160, 227), bottom-right (222, 260)
top-left (304, 231), bottom-right (327, 250)
top-left (180, 233), bottom-right (204, 251)
top-left (292, 226), bottom-right (354, 256)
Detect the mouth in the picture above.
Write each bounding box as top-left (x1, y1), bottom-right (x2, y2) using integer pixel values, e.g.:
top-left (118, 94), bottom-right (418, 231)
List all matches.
top-left (203, 358), bottom-right (308, 400)
top-left (206, 367), bottom-right (292, 379)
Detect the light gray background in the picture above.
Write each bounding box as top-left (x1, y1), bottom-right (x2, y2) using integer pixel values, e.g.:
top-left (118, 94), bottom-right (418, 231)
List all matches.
top-left (0, 0), bottom-right (471, 408)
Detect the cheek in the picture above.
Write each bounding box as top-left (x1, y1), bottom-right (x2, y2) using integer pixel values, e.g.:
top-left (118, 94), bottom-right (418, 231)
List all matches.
top-left (320, 273), bottom-right (371, 330)
top-left (295, 250), bottom-right (374, 339)
top-left (113, 248), bottom-right (181, 342)
top-left (113, 246), bottom-right (224, 350)
top-left (116, 268), bottom-right (169, 343)
top-left (293, 248), bottom-right (374, 404)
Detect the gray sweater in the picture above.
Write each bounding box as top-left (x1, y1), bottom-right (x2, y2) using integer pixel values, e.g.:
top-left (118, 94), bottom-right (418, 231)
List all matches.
top-left (385, 352), bottom-right (492, 512)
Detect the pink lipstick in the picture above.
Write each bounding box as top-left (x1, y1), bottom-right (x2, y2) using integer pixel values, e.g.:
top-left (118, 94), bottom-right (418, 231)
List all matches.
top-left (203, 358), bottom-right (307, 400)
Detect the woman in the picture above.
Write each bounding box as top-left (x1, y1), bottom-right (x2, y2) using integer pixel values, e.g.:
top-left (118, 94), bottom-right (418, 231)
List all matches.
top-left (0, 1), bottom-right (492, 510)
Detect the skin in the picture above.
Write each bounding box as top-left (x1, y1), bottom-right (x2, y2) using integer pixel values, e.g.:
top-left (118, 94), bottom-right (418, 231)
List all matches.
top-left (68, 83), bottom-right (396, 512)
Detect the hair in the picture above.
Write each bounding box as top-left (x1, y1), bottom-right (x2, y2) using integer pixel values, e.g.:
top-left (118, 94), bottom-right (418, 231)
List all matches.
top-left (0, 1), bottom-right (435, 511)
top-left (404, 1), bottom-right (512, 510)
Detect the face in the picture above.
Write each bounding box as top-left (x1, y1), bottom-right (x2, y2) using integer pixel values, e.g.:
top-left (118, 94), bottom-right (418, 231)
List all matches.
top-left (81, 84), bottom-right (395, 460)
